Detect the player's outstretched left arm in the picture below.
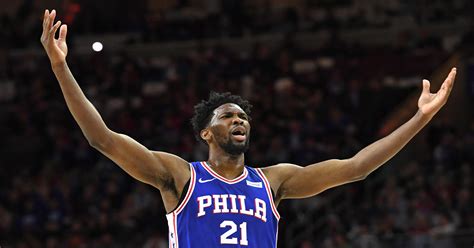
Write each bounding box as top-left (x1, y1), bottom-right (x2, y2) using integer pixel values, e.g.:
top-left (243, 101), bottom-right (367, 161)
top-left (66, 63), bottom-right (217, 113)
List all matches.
top-left (264, 68), bottom-right (457, 202)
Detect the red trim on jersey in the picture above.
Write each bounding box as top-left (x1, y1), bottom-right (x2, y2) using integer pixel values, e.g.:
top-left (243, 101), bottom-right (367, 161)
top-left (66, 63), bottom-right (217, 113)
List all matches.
top-left (175, 164), bottom-right (196, 214)
top-left (167, 163), bottom-right (195, 247)
top-left (173, 212), bottom-right (179, 247)
top-left (256, 168), bottom-right (281, 220)
top-left (201, 161), bottom-right (248, 184)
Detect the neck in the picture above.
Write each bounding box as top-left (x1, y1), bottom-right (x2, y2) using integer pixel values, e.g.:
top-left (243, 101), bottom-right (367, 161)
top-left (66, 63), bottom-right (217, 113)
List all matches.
top-left (208, 153), bottom-right (245, 168)
top-left (207, 148), bottom-right (245, 179)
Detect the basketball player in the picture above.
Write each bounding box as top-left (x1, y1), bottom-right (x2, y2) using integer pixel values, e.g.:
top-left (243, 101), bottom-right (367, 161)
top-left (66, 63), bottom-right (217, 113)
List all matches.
top-left (41, 9), bottom-right (456, 247)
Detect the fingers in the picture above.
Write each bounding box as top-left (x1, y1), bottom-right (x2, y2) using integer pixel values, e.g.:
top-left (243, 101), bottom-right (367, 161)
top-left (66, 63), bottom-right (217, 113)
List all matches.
top-left (42, 9), bottom-right (50, 38)
top-left (422, 79), bottom-right (430, 94)
top-left (49, 9), bottom-right (56, 30)
top-left (446, 67), bottom-right (456, 94)
top-left (441, 68), bottom-right (456, 91)
top-left (44, 9), bottom-right (56, 31)
top-left (50, 20), bottom-right (62, 36)
top-left (58, 24), bottom-right (68, 42)
top-left (42, 9), bottom-right (49, 30)
top-left (438, 67), bottom-right (457, 101)
top-left (41, 9), bottom-right (63, 44)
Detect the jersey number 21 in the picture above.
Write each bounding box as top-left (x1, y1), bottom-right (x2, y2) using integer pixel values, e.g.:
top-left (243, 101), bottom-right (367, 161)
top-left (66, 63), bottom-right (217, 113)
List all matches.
top-left (220, 220), bottom-right (248, 245)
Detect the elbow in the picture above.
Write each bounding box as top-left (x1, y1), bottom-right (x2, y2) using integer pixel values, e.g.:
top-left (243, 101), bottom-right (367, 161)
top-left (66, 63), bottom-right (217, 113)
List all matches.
top-left (87, 136), bottom-right (111, 150)
top-left (345, 158), bottom-right (369, 181)
top-left (87, 139), bottom-right (101, 149)
top-left (86, 130), bottom-right (113, 150)
top-left (355, 173), bottom-right (368, 181)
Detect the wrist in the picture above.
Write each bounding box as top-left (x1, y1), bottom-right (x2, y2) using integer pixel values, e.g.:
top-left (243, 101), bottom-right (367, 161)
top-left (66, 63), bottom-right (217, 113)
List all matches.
top-left (415, 109), bottom-right (433, 124)
top-left (51, 60), bottom-right (67, 70)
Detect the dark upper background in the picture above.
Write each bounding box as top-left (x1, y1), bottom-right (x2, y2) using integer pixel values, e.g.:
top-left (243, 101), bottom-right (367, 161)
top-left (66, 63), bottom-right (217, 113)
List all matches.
top-left (0, 0), bottom-right (473, 247)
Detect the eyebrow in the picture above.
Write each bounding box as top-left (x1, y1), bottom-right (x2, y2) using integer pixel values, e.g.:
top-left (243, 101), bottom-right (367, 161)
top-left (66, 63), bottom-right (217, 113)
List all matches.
top-left (220, 111), bottom-right (248, 117)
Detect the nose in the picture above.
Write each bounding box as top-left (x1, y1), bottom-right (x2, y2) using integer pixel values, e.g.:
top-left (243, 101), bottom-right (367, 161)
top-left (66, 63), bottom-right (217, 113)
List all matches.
top-left (232, 117), bottom-right (244, 125)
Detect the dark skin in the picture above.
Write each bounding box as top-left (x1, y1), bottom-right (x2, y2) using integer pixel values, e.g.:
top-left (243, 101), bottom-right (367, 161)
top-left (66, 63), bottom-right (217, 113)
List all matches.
top-left (202, 104), bottom-right (250, 180)
top-left (41, 9), bottom-right (457, 212)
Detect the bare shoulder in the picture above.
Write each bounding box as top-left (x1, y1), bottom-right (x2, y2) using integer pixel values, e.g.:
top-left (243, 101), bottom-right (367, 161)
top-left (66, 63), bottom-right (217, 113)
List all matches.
top-left (151, 151), bottom-right (191, 189)
top-left (151, 151), bottom-right (190, 174)
top-left (259, 163), bottom-right (302, 202)
top-left (260, 163), bottom-right (301, 181)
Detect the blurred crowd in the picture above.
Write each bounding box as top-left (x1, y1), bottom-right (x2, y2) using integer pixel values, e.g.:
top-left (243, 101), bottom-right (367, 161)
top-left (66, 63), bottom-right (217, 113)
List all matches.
top-left (1, 0), bottom-right (474, 247)
top-left (1, 0), bottom-right (472, 48)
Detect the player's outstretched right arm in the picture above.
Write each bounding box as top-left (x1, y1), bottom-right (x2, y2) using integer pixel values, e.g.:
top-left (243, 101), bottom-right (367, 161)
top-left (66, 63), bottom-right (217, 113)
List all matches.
top-left (40, 10), bottom-right (189, 192)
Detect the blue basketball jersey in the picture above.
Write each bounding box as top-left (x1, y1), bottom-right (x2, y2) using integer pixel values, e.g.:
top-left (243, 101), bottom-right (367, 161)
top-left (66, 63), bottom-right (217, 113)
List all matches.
top-left (166, 161), bottom-right (280, 247)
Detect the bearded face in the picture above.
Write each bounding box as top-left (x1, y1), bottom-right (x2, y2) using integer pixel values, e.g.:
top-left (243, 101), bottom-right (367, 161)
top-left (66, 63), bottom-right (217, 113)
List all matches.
top-left (217, 129), bottom-right (250, 155)
top-left (204, 103), bottom-right (251, 156)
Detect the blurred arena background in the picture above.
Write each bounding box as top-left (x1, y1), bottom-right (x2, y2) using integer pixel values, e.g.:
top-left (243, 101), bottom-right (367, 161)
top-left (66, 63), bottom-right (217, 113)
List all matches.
top-left (0, 0), bottom-right (474, 247)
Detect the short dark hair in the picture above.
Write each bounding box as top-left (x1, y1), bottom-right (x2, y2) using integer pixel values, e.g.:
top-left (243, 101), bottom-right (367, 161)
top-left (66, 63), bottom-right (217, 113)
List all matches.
top-left (191, 92), bottom-right (252, 143)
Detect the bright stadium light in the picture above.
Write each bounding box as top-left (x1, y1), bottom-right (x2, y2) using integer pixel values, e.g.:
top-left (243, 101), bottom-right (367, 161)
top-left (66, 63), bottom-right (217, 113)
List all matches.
top-left (92, 41), bottom-right (103, 52)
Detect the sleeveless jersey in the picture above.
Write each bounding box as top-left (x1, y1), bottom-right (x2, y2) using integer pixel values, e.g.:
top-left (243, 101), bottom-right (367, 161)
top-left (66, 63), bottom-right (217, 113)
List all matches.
top-left (166, 161), bottom-right (280, 247)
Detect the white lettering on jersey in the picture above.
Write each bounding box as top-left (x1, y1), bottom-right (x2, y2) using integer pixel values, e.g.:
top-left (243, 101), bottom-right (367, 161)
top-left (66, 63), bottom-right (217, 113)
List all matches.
top-left (229, 194), bottom-right (239, 213)
top-left (254, 198), bottom-right (267, 222)
top-left (197, 195), bottom-right (212, 217)
top-left (238, 195), bottom-right (254, 216)
top-left (197, 194), bottom-right (267, 222)
top-left (213, 194), bottom-right (230, 213)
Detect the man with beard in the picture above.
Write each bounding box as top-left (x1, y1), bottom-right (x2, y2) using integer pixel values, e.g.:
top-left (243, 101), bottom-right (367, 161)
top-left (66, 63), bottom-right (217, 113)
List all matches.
top-left (40, 9), bottom-right (457, 247)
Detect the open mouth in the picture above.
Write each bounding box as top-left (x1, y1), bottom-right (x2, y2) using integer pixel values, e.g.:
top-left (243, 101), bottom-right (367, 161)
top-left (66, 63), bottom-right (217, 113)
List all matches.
top-left (231, 128), bottom-right (247, 142)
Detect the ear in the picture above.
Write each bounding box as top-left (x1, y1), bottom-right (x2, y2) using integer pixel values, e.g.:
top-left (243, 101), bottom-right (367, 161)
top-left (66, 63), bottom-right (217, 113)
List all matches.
top-left (200, 129), bottom-right (211, 143)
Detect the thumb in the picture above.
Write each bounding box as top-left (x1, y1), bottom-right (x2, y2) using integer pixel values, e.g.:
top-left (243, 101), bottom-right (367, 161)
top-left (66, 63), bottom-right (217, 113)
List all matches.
top-left (58, 24), bottom-right (67, 42)
top-left (422, 79), bottom-right (430, 94)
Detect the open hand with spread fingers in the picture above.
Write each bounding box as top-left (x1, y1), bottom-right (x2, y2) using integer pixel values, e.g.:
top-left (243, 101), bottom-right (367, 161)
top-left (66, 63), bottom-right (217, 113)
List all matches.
top-left (40, 9), bottom-right (68, 66)
top-left (418, 68), bottom-right (457, 118)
